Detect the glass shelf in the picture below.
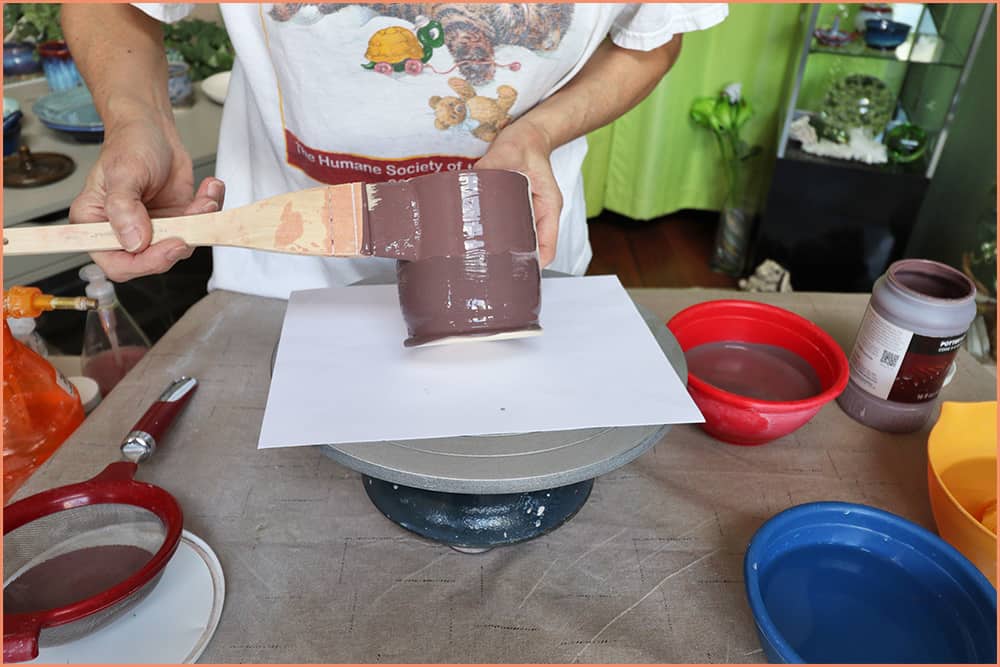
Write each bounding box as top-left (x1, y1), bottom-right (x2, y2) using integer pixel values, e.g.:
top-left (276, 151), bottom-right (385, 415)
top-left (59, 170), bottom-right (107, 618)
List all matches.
top-left (809, 32), bottom-right (966, 68)
top-left (781, 139), bottom-right (929, 177)
top-left (783, 106), bottom-right (936, 177)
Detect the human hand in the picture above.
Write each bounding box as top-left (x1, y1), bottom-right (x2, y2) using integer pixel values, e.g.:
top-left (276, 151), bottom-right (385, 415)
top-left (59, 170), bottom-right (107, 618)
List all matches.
top-left (68, 116), bottom-right (225, 282)
top-left (474, 118), bottom-right (561, 267)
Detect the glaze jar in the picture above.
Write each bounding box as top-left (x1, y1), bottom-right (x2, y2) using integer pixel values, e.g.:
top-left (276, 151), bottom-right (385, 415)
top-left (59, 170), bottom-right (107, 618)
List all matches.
top-left (394, 170), bottom-right (541, 347)
top-left (837, 259), bottom-right (977, 433)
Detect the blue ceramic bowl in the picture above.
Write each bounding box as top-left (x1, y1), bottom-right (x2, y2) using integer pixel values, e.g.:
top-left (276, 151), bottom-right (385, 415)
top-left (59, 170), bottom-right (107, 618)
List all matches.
top-left (32, 86), bottom-right (105, 143)
top-left (745, 502), bottom-right (996, 664)
top-left (865, 19), bottom-right (911, 50)
top-left (3, 109), bottom-right (23, 157)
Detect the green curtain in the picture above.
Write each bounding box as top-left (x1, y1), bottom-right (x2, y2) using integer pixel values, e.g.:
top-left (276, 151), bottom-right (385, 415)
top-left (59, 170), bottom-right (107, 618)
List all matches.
top-left (582, 3), bottom-right (808, 220)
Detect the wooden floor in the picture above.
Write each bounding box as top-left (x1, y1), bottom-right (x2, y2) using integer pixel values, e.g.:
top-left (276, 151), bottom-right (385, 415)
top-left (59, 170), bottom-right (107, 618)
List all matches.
top-left (585, 210), bottom-right (739, 289)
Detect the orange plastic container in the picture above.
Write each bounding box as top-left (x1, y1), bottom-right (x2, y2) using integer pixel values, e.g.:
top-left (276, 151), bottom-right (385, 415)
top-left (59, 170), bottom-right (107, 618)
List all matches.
top-left (927, 401), bottom-right (997, 585)
top-left (2, 315), bottom-right (85, 504)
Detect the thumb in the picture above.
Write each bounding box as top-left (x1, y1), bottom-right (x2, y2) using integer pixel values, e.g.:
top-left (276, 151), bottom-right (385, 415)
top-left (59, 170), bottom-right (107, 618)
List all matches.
top-left (104, 163), bottom-right (153, 253)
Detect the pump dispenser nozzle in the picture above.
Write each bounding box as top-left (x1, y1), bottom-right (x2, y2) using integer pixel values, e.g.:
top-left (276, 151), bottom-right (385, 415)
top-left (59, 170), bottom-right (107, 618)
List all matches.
top-left (3, 285), bottom-right (97, 318)
top-left (79, 263), bottom-right (117, 306)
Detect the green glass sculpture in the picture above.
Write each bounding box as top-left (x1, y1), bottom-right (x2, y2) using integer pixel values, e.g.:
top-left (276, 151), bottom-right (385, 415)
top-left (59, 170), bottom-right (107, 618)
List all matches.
top-left (816, 74), bottom-right (893, 144)
top-left (884, 123), bottom-right (928, 163)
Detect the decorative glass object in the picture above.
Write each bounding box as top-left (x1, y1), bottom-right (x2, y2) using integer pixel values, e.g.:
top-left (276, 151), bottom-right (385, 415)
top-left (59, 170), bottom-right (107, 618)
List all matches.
top-left (884, 123), bottom-right (928, 163)
top-left (816, 74), bottom-right (893, 144)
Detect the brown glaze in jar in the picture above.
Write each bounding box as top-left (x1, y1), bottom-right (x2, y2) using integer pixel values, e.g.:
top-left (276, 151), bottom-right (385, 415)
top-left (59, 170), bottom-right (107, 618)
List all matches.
top-left (390, 170), bottom-right (541, 347)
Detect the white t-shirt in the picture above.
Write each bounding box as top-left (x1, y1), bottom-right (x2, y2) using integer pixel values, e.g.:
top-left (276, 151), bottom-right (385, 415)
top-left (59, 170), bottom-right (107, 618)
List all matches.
top-left (137, 3), bottom-right (727, 299)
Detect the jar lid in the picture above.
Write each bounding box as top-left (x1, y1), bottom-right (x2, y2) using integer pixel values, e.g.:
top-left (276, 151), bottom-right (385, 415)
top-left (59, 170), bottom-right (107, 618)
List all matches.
top-left (3, 146), bottom-right (75, 188)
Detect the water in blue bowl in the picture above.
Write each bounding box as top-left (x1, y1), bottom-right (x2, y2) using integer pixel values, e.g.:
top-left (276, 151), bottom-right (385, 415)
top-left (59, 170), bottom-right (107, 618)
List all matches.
top-left (760, 542), bottom-right (992, 663)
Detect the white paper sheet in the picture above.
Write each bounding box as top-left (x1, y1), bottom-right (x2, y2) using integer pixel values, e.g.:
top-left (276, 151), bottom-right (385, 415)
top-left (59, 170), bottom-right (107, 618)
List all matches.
top-left (258, 275), bottom-right (703, 448)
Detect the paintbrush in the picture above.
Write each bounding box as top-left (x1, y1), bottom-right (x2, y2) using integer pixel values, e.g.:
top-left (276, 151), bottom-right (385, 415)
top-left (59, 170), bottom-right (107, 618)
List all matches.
top-left (1, 182), bottom-right (399, 258)
top-left (3, 170), bottom-right (529, 261)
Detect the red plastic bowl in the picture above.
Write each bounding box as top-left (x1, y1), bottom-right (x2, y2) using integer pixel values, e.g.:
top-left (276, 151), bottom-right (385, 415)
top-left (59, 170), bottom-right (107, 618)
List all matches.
top-left (667, 300), bottom-right (849, 446)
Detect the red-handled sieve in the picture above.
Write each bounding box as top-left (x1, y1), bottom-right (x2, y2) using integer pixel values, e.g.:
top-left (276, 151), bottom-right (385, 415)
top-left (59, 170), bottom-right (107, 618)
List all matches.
top-left (3, 377), bottom-right (198, 663)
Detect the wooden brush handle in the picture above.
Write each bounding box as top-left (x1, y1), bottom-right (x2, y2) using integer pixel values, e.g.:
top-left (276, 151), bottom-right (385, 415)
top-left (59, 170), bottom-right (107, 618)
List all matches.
top-left (2, 211), bottom-right (230, 255)
top-left (2, 183), bottom-right (368, 258)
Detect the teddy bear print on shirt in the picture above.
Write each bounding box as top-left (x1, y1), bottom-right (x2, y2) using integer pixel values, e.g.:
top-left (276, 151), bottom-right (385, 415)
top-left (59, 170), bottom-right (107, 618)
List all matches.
top-left (429, 77), bottom-right (517, 142)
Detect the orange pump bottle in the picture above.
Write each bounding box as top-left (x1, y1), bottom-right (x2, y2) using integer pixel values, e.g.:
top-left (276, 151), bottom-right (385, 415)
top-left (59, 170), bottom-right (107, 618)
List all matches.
top-left (2, 287), bottom-right (95, 504)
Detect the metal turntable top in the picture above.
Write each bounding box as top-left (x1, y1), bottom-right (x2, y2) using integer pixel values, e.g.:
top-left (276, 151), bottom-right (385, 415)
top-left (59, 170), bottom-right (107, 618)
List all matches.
top-left (270, 278), bottom-right (688, 494)
top-left (319, 302), bottom-right (685, 493)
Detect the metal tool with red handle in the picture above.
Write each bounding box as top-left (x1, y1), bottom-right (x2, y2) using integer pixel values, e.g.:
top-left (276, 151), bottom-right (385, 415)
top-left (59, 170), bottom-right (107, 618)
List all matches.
top-left (3, 377), bottom-right (198, 663)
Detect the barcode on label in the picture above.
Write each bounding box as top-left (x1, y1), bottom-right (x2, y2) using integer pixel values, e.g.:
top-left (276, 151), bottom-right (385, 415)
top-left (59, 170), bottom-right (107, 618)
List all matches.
top-left (880, 350), bottom-right (900, 367)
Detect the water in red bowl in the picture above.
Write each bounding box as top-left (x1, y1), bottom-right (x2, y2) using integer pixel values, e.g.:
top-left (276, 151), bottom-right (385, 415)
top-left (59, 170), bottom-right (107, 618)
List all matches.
top-left (668, 300), bottom-right (849, 446)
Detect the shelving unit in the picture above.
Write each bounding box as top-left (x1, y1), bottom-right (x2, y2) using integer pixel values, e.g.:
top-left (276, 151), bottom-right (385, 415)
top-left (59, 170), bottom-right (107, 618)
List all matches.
top-left (753, 3), bottom-right (993, 292)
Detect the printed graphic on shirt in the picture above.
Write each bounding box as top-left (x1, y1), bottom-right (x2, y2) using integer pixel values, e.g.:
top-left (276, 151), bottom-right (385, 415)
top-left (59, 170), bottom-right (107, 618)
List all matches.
top-left (259, 3), bottom-right (583, 185)
top-left (267, 3), bottom-right (573, 85)
top-left (429, 77), bottom-right (517, 142)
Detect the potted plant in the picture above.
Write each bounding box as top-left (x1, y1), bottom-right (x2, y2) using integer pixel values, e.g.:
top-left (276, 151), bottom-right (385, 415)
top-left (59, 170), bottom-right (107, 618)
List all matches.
top-left (690, 83), bottom-right (762, 276)
top-left (163, 19), bottom-right (234, 82)
top-left (3, 5), bottom-right (42, 78)
top-left (962, 185), bottom-right (997, 362)
top-left (162, 19), bottom-right (234, 108)
top-left (5, 4), bottom-right (81, 91)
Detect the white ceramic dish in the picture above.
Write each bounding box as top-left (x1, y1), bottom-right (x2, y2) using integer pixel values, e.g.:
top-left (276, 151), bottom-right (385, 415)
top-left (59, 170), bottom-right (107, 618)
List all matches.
top-left (200, 71), bottom-right (231, 105)
top-left (28, 530), bottom-right (225, 664)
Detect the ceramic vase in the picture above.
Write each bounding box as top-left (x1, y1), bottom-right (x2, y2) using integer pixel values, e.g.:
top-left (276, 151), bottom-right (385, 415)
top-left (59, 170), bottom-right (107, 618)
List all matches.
top-left (710, 157), bottom-right (754, 276)
top-left (37, 41), bottom-right (82, 91)
top-left (168, 62), bottom-right (194, 107)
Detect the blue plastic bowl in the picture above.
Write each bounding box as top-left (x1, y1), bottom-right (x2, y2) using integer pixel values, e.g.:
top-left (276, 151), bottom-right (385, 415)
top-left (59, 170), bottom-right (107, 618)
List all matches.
top-left (745, 502), bottom-right (996, 664)
top-left (865, 19), bottom-right (911, 49)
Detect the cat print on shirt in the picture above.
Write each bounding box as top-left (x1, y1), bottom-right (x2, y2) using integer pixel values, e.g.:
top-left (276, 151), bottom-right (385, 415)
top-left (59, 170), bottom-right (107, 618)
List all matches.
top-left (267, 3), bottom-right (574, 85)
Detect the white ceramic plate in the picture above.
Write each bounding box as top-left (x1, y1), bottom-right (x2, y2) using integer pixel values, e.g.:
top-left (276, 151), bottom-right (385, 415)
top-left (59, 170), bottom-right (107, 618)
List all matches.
top-left (200, 71), bottom-right (231, 105)
top-left (29, 531), bottom-right (225, 664)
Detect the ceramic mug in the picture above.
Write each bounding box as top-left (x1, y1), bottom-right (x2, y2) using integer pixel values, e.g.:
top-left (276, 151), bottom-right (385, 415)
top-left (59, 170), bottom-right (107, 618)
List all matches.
top-left (394, 170), bottom-right (541, 347)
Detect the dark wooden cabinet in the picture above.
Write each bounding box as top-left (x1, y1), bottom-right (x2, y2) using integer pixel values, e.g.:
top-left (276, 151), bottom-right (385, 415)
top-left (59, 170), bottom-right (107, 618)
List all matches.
top-left (752, 148), bottom-right (929, 292)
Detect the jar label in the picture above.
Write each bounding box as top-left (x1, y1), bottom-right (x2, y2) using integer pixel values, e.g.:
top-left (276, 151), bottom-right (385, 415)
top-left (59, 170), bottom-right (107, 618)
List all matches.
top-left (53, 368), bottom-right (76, 399)
top-left (848, 306), bottom-right (965, 402)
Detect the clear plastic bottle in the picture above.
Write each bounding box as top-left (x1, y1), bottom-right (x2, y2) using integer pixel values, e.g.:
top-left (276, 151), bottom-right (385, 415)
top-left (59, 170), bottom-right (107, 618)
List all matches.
top-left (2, 289), bottom-right (95, 504)
top-left (6, 316), bottom-right (50, 357)
top-left (79, 264), bottom-right (152, 397)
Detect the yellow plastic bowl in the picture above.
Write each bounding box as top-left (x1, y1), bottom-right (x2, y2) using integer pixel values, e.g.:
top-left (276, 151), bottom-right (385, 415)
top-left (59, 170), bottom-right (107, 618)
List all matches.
top-left (927, 401), bottom-right (997, 585)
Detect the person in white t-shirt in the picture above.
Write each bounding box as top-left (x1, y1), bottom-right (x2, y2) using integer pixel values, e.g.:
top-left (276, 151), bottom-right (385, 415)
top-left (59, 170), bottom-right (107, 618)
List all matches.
top-left (63, 3), bottom-right (727, 298)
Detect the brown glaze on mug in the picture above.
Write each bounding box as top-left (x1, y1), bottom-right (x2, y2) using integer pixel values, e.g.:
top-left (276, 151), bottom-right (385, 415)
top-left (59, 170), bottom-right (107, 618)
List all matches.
top-left (365, 170), bottom-right (541, 347)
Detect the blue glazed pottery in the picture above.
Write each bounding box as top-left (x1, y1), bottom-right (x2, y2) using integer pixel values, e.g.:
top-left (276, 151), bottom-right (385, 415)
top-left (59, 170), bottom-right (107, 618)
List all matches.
top-left (3, 42), bottom-right (41, 77)
top-left (865, 19), bottom-right (912, 50)
top-left (37, 41), bottom-right (82, 91)
top-left (3, 99), bottom-right (23, 157)
top-left (744, 502), bottom-right (996, 664)
top-left (168, 62), bottom-right (194, 107)
top-left (33, 86), bottom-right (104, 143)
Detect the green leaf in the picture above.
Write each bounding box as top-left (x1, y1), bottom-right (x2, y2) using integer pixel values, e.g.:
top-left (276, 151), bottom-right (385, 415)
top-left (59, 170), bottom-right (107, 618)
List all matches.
top-left (690, 97), bottom-right (716, 129)
top-left (734, 99), bottom-right (754, 130)
top-left (163, 18), bottom-right (234, 81)
top-left (18, 3), bottom-right (62, 42)
top-left (714, 96), bottom-right (734, 132)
